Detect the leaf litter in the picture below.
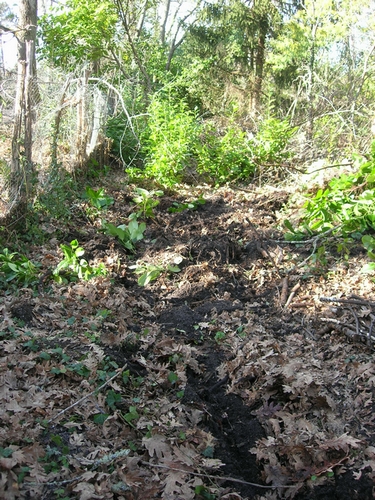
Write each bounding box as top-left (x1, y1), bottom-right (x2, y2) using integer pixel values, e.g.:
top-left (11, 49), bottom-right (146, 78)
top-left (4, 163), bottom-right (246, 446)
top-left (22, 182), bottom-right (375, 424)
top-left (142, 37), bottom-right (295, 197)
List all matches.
top-left (1, 179), bottom-right (375, 499)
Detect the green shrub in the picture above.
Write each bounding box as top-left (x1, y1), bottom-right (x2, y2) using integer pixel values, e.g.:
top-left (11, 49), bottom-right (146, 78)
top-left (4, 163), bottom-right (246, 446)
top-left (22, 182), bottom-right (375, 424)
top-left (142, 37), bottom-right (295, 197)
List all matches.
top-left (284, 142), bottom-right (375, 272)
top-left (196, 122), bottom-right (254, 183)
top-left (286, 146), bottom-right (375, 238)
top-left (128, 95), bottom-right (199, 187)
top-left (195, 118), bottom-right (294, 184)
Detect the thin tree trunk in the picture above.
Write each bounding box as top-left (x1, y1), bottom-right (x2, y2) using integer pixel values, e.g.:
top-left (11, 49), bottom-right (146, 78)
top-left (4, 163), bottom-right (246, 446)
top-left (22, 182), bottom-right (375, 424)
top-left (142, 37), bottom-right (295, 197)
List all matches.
top-left (10, 0), bottom-right (37, 207)
top-left (75, 68), bottom-right (90, 170)
top-left (307, 20), bottom-right (318, 141)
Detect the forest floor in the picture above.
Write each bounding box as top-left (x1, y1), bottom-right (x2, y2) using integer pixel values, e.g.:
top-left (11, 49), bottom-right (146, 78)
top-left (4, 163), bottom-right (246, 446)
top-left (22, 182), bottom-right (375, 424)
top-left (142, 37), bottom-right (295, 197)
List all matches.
top-left (1, 169), bottom-right (375, 500)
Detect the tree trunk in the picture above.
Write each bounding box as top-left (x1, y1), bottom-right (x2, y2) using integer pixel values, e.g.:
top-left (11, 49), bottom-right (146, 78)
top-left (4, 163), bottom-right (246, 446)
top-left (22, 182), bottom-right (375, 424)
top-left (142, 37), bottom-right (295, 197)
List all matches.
top-left (10, 0), bottom-right (38, 207)
top-left (307, 23), bottom-right (317, 141)
top-left (249, 20), bottom-right (267, 114)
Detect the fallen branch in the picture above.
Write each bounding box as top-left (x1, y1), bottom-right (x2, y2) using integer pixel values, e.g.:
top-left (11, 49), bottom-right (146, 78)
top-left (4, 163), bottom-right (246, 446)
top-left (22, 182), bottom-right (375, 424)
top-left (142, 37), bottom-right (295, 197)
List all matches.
top-left (47, 366), bottom-right (127, 423)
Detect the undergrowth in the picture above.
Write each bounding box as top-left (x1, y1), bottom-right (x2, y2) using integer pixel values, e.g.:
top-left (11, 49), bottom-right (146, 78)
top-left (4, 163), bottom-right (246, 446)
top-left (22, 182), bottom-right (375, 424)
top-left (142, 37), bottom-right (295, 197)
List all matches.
top-left (284, 142), bottom-right (375, 273)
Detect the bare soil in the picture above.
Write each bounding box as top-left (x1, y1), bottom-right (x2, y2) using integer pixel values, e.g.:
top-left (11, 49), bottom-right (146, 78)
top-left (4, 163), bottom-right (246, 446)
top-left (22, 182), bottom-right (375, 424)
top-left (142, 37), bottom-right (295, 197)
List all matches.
top-left (1, 175), bottom-right (375, 499)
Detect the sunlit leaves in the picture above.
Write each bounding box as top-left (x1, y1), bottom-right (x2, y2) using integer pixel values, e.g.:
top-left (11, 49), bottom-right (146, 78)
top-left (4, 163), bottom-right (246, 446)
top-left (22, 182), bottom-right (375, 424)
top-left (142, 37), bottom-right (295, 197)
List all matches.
top-left (38, 0), bottom-right (117, 68)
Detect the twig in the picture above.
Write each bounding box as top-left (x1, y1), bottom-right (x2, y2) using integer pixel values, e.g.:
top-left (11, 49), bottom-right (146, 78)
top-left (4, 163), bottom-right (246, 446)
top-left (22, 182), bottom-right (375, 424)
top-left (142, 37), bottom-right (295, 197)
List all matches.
top-left (285, 282), bottom-right (301, 309)
top-left (320, 297), bottom-right (375, 307)
top-left (47, 366), bottom-right (127, 423)
top-left (302, 162), bottom-right (353, 174)
top-left (140, 461), bottom-right (298, 489)
top-left (280, 276), bottom-right (289, 306)
top-left (368, 318), bottom-right (375, 347)
top-left (348, 305), bottom-right (360, 337)
top-left (77, 448), bottom-right (131, 467)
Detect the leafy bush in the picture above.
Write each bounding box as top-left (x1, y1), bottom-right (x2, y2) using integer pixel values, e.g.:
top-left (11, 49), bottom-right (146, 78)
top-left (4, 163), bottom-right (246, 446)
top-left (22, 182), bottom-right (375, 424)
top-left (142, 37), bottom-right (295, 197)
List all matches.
top-left (361, 235), bottom-right (375, 273)
top-left (285, 147), bottom-right (375, 239)
top-left (195, 118), bottom-right (294, 184)
top-left (196, 122), bottom-right (255, 183)
top-left (128, 95), bottom-right (199, 187)
top-left (284, 143), bottom-right (375, 271)
top-left (254, 118), bottom-right (295, 168)
top-left (125, 102), bottom-right (294, 186)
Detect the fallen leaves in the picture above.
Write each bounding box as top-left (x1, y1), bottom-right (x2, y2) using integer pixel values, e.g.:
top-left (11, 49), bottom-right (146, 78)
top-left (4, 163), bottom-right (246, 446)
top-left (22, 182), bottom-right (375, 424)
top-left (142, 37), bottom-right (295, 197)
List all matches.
top-left (1, 183), bottom-right (375, 500)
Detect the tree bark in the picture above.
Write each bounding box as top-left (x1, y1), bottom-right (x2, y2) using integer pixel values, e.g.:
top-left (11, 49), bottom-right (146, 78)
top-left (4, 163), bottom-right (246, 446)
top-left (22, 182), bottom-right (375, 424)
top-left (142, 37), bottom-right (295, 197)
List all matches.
top-left (10, 0), bottom-right (38, 207)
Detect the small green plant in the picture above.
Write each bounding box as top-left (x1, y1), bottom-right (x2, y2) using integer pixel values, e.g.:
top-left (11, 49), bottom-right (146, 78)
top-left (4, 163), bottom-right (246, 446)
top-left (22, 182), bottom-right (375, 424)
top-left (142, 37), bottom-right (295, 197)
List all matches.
top-left (103, 214), bottom-right (146, 252)
top-left (284, 144), bottom-right (375, 272)
top-left (106, 389), bottom-right (122, 410)
top-left (41, 441), bottom-right (69, 473)
top-left (130, 262), bottom-right (180, 286)
top-left (87, 159), bottom-right (110, 179)
top-left (168, 196), bottom-right (206, 213)
top-left (214, 331), bottom-right (226, 343)
top-left (123, 406), bottom-right (139, 427)
top-left (0, 248), bottom-right (40, 288)
top-left (196, 122), bottom-right (255, 183)
top-left (84, 186), bottom-right (114, 209)
top-left (53, 240), bottom-right (107, 282)
top-left (132, 187), bottom-right (163, 218)
top-left (168, 371), bottom-right (178, 385)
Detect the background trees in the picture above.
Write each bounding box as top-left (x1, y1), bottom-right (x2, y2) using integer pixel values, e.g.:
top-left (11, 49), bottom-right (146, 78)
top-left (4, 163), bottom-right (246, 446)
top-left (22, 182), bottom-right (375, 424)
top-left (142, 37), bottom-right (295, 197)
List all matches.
top-left (1, 0), bottom-right (374, 205)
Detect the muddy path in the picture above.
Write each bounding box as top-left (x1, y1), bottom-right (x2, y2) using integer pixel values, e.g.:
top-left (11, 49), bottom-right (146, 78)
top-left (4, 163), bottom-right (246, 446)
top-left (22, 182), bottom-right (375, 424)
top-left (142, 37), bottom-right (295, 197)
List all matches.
top-left (1, 180), bottom-right (375, 499)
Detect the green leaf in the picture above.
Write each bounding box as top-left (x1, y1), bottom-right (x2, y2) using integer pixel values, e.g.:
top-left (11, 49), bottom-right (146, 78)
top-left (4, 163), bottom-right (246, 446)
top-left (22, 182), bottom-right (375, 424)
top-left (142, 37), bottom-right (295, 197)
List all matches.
top-left (106, 389), bottom-right (122, 409)
top-left (93, 413), bottom-right (109, 425)
top-left (39, 352), bottom-right (51, 360)
top-left (51, 366), bottom-right (67, 375)
top-left (0, 447), bottom-right (13, 458)
top-left (202, 446), bottom-right (214, 458)
top-left (168, 372), bottom-right (178, 385)
top-left (124, 406), bottom-right (139, 425)
top-left (361, 263), bottom-right (375, 274)
top-left (122, 370), bottom-right (130, 385)
top-left (167, 265), bottom-right (181, 273)
top-left (284, 219), bottom-right (295, 232)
